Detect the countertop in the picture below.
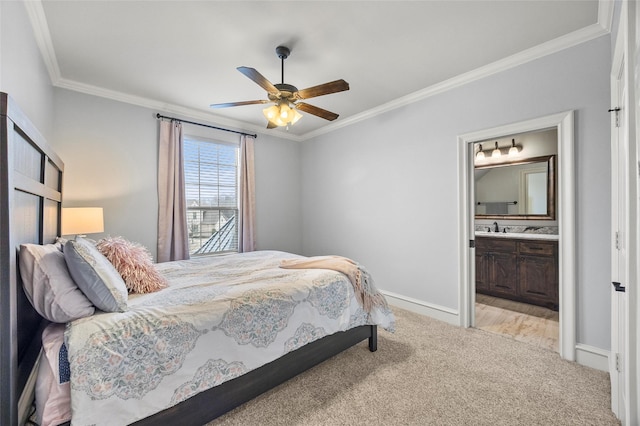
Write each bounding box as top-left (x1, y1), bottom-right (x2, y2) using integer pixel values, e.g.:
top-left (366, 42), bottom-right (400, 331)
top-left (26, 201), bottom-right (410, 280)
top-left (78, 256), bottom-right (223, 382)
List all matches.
top-left (475, 231), bottom-right (559, 241)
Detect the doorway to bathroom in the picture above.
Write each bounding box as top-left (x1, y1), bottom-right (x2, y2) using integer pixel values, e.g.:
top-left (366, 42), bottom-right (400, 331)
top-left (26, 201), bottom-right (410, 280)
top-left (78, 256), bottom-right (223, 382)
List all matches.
top-left (457, 111), bottom-right (576, 361)
top-left (473, 128), bottom-right (559, 352)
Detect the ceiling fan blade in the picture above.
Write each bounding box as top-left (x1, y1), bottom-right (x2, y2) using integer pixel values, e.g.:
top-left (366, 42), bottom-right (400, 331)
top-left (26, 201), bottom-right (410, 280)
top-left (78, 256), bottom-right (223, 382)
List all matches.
top-left (237, 66), bottom-right (279, 94)
top-left (296, 102), bottom-right (339, 121)
top-left (295, 80), bottom-right (350, 100)
top-left (266, 120), bottom-right (278, 129)
top-left (209, 100), bottom-right (269, 108)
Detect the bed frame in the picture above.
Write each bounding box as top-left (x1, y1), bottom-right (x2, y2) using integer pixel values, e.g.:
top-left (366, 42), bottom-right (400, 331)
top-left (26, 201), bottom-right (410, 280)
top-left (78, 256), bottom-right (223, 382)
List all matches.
top-left (0, 92), bottom-right (377, 425)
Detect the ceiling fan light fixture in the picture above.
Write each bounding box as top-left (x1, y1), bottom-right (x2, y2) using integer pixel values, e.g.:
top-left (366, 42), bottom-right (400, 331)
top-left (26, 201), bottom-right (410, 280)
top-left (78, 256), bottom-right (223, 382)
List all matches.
top-left (263, 101), bottom-right (303, 127)
top-left (279, 102), bottom-right (292, 120)
top-left (263, 104), bottom-right (279, 121)
top-left (213, 45), bottom-right (348, 129)
top-left (291, 108), bottom-right (303, 125)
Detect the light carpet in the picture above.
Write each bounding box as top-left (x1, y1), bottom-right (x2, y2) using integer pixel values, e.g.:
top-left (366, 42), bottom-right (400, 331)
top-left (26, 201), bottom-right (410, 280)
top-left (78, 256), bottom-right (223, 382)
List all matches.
top-left (208, 307), bottom-right (619, 425)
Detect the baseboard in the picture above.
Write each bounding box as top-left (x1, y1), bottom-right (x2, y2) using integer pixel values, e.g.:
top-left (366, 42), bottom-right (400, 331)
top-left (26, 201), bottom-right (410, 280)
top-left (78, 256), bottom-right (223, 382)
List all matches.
top-left (381, 290), bottom-right (459, 325)
top-left (575, 343), bottom-right (610, 372)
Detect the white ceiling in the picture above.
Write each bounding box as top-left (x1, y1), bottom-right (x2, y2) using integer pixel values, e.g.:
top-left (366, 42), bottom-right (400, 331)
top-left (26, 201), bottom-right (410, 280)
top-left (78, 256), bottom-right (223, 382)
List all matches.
top-left (29, 1), bottom-right (608, 140)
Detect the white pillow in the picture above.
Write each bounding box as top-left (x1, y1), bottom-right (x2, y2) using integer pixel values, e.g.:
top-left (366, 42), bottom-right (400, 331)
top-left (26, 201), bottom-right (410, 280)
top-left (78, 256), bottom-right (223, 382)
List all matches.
top-left (64, 237), bottom-right (128, 312)
top-left (35, 323), bottom-right (71, 426)
top-left (19, 244), bottom-right (95, 323)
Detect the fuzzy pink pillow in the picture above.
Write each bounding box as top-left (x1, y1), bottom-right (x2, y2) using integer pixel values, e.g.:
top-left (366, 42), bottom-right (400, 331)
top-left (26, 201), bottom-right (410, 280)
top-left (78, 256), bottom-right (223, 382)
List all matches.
top-left (96, 237), bottom-right (167, 294)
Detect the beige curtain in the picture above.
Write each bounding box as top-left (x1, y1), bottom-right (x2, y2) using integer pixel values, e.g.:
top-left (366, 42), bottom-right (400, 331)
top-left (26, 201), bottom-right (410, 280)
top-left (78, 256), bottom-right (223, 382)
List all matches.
top-left (238, 135), bottom-right (256, 252)
top-left (157, 120), bottom-right (189, 262)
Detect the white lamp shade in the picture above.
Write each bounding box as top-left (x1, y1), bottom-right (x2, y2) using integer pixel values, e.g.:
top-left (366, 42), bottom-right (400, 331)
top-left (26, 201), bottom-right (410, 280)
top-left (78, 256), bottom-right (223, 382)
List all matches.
top-left (62, 207), bottom-right (104, 236)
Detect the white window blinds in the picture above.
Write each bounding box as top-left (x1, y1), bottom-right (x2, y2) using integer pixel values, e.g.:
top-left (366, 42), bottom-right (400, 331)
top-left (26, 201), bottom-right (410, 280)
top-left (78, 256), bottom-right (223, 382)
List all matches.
top-left (183, 137), bottom-right (239, 255)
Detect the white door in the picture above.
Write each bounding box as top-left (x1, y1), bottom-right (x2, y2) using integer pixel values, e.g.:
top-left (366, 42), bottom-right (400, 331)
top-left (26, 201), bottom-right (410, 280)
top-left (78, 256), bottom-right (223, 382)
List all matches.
top-left (610, 26), bottom-right (629, 423)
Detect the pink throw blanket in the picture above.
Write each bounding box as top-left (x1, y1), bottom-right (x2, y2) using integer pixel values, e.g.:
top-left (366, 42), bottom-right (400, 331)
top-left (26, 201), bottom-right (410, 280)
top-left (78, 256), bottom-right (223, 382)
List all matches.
top-left (280, 255), bottom-right (388, 313)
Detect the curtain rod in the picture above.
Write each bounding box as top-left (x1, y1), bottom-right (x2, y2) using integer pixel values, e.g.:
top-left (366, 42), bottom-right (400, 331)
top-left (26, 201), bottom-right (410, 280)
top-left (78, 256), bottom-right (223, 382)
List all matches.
top-left (156, 113), bottom-right (257, 138)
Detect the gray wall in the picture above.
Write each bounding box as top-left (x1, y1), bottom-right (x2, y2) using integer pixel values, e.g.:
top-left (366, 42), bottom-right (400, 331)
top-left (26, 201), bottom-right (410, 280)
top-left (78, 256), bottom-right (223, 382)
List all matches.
top-left (52, 89), bottom-right (302, 259)
top-left (0, 1), bottom-right (54, 139)
top-left (301, 36), bottom-right (612, 350)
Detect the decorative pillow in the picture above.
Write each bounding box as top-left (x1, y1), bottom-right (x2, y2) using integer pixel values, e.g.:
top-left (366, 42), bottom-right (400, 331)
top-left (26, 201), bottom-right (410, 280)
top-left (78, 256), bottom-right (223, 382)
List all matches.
top-left (19, 244), bottom-right (95, 322)
top-left (35, 323), bottom-right (71, 426)
top-left (96, 237), bottom-right (168, 293)
top-left (64, 237), bottom-right (128, 312)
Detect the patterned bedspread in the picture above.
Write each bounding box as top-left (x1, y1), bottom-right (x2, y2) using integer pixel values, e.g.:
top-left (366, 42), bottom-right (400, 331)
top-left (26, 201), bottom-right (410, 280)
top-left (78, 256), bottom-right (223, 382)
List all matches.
top-left (64, 250), bottom-right (395, 425)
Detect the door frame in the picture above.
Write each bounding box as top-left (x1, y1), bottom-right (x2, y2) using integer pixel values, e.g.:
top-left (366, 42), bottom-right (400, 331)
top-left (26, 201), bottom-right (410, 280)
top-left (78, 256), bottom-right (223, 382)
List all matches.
top-left (457, 111), bottom-right (575, 361)
top-left (610, 14), bottom-right (627, 420)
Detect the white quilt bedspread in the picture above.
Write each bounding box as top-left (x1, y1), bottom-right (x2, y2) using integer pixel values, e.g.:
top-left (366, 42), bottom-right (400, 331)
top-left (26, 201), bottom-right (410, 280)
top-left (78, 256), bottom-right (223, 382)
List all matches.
top-left (64, 250), bottom-right (395, 425)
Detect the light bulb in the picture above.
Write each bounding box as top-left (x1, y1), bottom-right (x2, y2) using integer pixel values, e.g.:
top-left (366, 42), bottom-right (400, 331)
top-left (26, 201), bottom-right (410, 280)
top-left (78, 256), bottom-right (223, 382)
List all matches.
top-left (492, 141), bottom-right (501, 158)
top-left (476, 144), bottom-right (485, 160)
top-left (279, 103), bottom-right (291, 121)
top-left (509, 139), bottom-right (519, 156)
top-left (263, 105), bottom-right (279, 121)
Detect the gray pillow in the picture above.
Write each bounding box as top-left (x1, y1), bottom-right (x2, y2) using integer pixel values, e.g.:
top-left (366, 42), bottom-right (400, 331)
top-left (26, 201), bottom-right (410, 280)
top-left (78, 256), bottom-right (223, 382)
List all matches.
top-left (19, 243), bottom-right (95, 322)
top-left (64, 237), bottom-right (128, 312)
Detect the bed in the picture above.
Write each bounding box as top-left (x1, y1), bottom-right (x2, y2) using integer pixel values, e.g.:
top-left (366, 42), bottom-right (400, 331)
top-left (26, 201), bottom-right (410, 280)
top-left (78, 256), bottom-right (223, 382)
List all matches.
top-left (0, 92), bottom-right (394, 425)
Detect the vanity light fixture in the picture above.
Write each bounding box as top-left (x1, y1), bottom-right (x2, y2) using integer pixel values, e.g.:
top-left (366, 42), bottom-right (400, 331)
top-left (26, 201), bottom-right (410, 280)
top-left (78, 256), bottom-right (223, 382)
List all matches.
top-left (476, 144), bottom-right (485, 160)
top-left (508, 138), bottom-right (520, 156)
top-left (491, 141), bottom-right (501, 159)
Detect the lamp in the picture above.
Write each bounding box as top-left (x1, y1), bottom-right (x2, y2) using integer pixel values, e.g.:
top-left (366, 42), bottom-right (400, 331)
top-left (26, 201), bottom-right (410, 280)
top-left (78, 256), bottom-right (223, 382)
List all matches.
top-left (491, 141), bottom-right (502, 159)
top-left (476, 144), bottom-right (485, 160)
top-left (62, 207), bottom-right (104, 237)
top-left (263, 101), bottom-right (303, 128)
top-left (508, 138), bottom-right (520, 156)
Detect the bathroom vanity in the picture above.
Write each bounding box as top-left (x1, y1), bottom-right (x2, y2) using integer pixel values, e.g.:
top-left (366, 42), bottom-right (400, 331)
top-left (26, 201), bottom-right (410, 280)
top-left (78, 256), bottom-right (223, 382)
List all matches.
top-left (475, 233), bottom-right (558, 310)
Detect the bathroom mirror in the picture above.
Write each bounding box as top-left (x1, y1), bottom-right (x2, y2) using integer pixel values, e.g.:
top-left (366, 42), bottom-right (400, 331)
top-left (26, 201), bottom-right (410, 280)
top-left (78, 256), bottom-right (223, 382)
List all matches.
top-left (475, 155), bottom-right (556, 220)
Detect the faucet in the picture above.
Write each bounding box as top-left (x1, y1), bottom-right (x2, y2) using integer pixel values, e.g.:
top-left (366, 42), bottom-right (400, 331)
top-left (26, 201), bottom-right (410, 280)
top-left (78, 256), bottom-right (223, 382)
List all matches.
top-left (493, 221), bottom-right (499, 232)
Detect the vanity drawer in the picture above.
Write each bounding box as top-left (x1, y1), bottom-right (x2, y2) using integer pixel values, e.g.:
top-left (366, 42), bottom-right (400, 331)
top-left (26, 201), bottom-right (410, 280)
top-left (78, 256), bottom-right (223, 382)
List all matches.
top-left (518, 240), bottom-right (556, 256)
top-left (475, 238), bottom-right (517, 252)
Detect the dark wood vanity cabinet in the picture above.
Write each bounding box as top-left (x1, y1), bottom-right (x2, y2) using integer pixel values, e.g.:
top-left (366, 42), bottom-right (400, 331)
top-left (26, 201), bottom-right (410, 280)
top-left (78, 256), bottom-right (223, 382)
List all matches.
top-left (476, 237), bottom-right (558, 310)
top-left (475, 239), bottom-right (518, 297)
top-left (517, 241), bottom-right (558, 308)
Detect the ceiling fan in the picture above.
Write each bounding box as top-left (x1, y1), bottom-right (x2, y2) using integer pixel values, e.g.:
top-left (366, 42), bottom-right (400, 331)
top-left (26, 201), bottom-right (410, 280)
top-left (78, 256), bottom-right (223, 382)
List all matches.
top-left (209, 46), bottom-right (349, 129)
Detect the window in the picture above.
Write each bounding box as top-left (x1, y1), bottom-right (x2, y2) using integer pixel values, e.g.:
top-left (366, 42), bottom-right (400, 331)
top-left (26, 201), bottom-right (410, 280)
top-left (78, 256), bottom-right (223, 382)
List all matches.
top-left (184, 137), bottom-right (239, 255)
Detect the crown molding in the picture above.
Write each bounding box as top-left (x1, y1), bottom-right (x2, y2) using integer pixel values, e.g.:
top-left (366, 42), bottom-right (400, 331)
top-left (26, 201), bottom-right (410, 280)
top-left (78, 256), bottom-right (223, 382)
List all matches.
top-left (303, 19), bottom-right (610, 140)
top-left (26, 0), bottom-right (611, 143)
top-left (54, 77), bottom-right (303, 141)
top-left (23, 0), bottom-right (61, 85)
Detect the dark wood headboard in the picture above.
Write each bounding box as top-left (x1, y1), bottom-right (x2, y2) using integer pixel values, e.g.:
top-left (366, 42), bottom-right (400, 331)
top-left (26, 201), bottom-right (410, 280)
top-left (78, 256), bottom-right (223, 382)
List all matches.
top-left (0, 93), bottom-right (64, 425)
